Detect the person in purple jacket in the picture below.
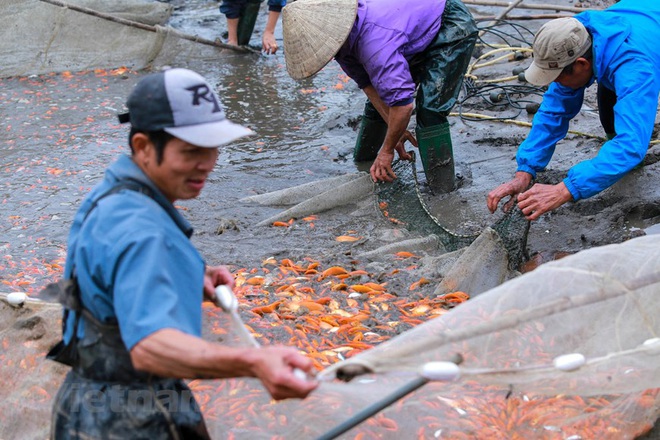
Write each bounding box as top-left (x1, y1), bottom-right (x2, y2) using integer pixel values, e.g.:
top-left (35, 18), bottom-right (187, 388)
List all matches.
top-left (220, 0), bottom-right (286, 53)
top-left (282, 0), bottom-right (478, 193)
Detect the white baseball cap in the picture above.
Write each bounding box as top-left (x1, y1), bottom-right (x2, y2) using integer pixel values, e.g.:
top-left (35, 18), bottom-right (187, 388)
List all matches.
top-left (524, 18), bottom-right (591, 86)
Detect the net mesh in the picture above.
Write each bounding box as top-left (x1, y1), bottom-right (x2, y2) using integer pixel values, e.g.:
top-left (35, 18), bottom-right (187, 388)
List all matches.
top-left (2, 235), bottom-right (658, 439)
top-left (1, 0), bottom-right (231, 78)
top-left (377, 153), bottom-right (530, 269)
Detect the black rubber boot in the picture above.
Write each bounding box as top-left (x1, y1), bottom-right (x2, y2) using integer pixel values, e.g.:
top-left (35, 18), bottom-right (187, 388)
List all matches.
top-left (237, 0), bottom-right (262, 46)
top-left (353, 102), bottom-right (388, 162)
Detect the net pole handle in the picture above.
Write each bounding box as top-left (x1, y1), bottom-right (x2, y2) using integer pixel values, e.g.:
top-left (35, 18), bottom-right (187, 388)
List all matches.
top-left (315, 376), bottom-right (429, 440)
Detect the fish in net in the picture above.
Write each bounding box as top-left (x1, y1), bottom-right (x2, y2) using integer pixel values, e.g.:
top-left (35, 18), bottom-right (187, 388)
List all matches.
top-left (1, 233), bottom-right (658, 440)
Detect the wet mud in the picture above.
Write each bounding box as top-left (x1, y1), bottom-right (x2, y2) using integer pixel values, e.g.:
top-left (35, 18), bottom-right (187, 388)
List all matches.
top-left (1, 0), bottom-right (658, 294)
top-left (1, 0), bottom-right (659, 438)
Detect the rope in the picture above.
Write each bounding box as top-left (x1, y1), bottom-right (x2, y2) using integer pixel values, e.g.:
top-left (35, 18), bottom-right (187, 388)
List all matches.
top-left (36, 0), bottom-right (259, 54)
top-left (462, 0), bottom-right (598, 14)
top-left (449, 112), bottom-right (609, 141)
top-left (457, 23), bottom-right (660, 149)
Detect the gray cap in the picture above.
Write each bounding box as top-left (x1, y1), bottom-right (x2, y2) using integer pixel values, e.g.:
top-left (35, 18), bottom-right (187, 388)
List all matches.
top-left (119, 68), bottom-right (254, 147)
top-left (524, 18), bottom-right (591, 86)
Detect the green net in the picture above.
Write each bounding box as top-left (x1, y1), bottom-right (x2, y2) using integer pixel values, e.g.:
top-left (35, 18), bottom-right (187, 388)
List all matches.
top-left (377, 152), bottom-right (529, 269)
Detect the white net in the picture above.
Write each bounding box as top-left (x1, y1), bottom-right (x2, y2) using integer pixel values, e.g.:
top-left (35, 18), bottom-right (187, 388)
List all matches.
top-left (2, 234), bottom-right (658, 439)
top-left (0, 0), bottom-right (238, 78)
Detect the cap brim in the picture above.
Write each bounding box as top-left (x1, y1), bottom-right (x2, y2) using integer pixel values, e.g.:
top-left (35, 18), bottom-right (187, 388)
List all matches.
top-left (524, 61), bottom-right (563, 87)
top-left (165, 120), bottom-right (255, 148)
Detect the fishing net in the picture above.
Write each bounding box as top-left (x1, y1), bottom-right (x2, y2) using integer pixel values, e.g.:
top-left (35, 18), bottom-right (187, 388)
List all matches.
top-left (377, 152), bottom-right (530, 267)
top-left (1, 0), bottom-right (233, 78)
top-left (2, 234), bottom-right (658, 439)
top-left (201, 234), bottom-right (660, 439)
top-left (0, 297), bottom-right (248, 440)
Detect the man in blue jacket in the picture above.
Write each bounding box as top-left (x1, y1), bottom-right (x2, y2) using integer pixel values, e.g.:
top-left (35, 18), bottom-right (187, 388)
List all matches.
top-left (487, 0), bottom-right (660, 220)
top-left (49, 68), bottom-right (317, 439)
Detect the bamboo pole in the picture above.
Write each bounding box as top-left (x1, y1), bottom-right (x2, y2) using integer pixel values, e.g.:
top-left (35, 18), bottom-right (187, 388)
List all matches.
top-left (478, 0), bottom-right (525, 36)
top-left (463, 0), bottom-right (596, 13)
top-left (36, 0), bottom-right (257, 54)
top-left (475, 13), bottom-right (573, 20)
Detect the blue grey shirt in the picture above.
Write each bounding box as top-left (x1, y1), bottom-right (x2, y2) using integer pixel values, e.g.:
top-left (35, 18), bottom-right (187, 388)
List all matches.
top-left (63, 155), bottom-right (205, 350)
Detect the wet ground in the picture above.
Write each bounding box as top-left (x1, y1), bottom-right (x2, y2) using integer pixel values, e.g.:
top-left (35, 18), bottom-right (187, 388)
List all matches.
top-left (1, 0), bottom-right (659, 438)
top-left (2, 0), bottom-right (657, 295)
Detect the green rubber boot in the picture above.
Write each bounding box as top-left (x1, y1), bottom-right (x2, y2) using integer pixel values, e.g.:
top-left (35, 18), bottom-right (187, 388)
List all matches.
top-left (353, 102), bottom-right (388, 162)
top-left (417, 123), bottom-right (456, 193)
top-left (237, 0), bottom-right (262, 46)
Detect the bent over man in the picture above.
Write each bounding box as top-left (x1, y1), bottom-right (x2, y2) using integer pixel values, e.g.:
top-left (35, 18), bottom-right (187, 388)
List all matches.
top-left (488, 0), bottom-right (660, 220)
top-left (282, 0), bottom-right (478, 193)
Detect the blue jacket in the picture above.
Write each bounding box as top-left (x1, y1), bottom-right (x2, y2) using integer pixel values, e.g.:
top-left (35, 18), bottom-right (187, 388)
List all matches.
top-left (63, 155), bottom-right (206, 350)
top-left (517, 0), bottom-right (660, 200)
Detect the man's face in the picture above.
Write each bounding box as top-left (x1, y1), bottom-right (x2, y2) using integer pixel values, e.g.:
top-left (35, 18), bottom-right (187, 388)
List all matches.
top-left (143, 137), bottom-right (219, 202)
top-left (554, 58), bottom-right (593, 90)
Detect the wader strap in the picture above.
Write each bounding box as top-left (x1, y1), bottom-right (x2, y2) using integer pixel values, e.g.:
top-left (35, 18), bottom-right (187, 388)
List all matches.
top-left (47, 179), bottom-right (155, 373)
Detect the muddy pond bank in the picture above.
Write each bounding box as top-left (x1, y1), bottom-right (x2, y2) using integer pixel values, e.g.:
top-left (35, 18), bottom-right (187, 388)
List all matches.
top-left (2, 0), bottom-right (658, 295)
top-left (1, 0), bottom-right (659, 439)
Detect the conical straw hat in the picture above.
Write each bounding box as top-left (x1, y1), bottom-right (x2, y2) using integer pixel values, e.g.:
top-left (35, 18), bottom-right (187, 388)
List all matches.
top-left (283, 0), bottom-right (358, 80)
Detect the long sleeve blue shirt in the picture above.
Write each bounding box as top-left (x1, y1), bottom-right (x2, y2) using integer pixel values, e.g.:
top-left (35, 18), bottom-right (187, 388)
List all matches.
top-left (517, 0), bottom-right (660, 200)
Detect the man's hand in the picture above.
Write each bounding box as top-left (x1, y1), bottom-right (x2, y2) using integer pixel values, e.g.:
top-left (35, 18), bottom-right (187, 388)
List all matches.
top-left (262, 31), bottom-right (278, 54)
top-left (517, 182), bottom-right (573, 220)
top-left (249, 346), bottom-right (319, 400)
top-left (262, 11), bottom-right (280, 55)
top-left (487, 172), bottom-right (533, 214)
top-left (370, 130), bottom-right (416, 182)
top-left (131, 330), bottom-right (318, 400)
top-left (370, 150), bottom-right (397, 182)
top-left (395, 130), bottom-right (416, 161)
top-left (203, 265), bottom-right (235, 302)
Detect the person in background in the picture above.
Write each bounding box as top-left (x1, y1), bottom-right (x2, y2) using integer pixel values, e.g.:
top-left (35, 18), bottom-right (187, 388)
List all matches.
top-left (220, 0), bottom-right (286, 53)
top-left (487, 0), bottom-right (660, 220)
top-left (281, 0), bottom-right (478, 193)
top-left (48, 68), bottom-right (317, 439)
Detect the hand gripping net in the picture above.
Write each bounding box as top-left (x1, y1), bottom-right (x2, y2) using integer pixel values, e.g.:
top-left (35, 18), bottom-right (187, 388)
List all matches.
top-left (377, 152), bottom-right (530, 268)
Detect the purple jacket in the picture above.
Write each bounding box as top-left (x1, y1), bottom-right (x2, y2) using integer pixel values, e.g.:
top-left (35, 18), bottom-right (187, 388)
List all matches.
top-left (335, 0), bottom-right (446, 106)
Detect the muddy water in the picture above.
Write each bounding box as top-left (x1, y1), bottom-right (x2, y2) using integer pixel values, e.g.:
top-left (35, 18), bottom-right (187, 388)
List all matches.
top-left (2, 0), bottom-right (658, 294)
top-left (0, 1), bottom-right (401, 292)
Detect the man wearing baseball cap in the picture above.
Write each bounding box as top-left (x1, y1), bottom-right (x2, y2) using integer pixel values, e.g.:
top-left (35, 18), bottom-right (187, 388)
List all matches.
top-left (488, 0), bottom-right (660, 220)
top-left (48, 68), bottom-right (317, 439)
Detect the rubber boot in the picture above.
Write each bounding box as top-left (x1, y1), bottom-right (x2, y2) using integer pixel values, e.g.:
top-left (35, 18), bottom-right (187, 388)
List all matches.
top-left (353, 103), bottom-right (388, 162)
top-left (237, 0), bottom-right (262, 46)
top-left (416, 123), bottom-right (456, 193)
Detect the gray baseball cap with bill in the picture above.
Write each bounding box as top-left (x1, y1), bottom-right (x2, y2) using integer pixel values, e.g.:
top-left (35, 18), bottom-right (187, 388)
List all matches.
top-left (524, 17), bottom-right (592, 86)
top-left (118, 68), bottom-right (254, 147)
